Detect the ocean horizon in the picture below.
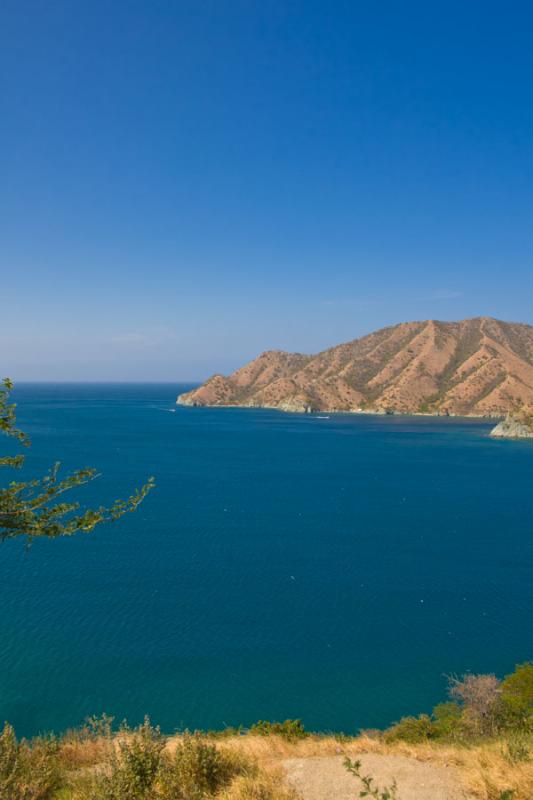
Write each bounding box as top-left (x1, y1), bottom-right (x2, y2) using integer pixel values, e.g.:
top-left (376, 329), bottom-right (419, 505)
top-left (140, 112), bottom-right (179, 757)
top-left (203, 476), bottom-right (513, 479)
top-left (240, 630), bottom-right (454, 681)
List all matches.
top-left (1, 382), bottom-right (531, 738)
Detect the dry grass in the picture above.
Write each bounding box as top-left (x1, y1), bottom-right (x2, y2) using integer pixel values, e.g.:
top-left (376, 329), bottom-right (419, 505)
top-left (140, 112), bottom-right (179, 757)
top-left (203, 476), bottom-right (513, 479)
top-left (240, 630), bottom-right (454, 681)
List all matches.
top-left (10, 730), bottom-right (530, 799)
top-left (165, 733), bottom-right (532, 800)
top-left (354, 736), bottom-right (532, 800)
top-left (162, 735), bottom-right (299, 799)
top-left (220, 768), bottom-right (300, 800)
top-left (59, 736), bottom-right (113, 770)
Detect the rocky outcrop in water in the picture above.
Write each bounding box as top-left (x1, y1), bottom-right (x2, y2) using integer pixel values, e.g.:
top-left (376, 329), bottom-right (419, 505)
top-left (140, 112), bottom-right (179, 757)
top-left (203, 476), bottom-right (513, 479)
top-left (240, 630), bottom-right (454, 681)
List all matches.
top-left (490, 407), bottom-right (533, 438)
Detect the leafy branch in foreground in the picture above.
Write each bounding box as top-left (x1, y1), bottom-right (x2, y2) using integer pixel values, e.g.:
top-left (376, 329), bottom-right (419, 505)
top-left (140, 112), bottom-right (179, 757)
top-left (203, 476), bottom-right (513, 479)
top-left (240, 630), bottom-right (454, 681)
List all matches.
top-left (344, 758), bottom-right (398, 800)
top-left (0, 378), bottom-right (154, 542)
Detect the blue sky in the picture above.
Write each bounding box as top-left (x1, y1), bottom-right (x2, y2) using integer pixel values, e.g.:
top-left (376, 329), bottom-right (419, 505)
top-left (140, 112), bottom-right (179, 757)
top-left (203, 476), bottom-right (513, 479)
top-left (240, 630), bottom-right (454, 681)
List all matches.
top-left (2, 1), bottom-right (533, 380)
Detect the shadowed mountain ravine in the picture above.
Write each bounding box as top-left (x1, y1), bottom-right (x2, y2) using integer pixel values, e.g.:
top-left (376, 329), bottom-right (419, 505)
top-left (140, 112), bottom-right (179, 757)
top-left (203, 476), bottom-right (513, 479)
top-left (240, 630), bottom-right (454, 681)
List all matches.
top-left (178, 317), bottom-right (533, 416)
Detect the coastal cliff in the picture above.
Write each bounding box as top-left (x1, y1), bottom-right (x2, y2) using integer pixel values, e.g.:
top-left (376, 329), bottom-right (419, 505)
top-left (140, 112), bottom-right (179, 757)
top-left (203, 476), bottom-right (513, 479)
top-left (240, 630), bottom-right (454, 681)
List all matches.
top-left (178, 317), bottom-right (533, 416)
top-left (490, 406), bottom-right (533, 438)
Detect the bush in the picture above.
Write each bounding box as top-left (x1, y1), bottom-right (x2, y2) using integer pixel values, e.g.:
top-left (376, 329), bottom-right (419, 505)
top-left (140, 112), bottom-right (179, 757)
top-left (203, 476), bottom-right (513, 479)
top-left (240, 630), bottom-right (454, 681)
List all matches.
top-left (431, 702), bottom-right (467, 739)
top-left (448, 673), bottom-right (502, 736)
top-left (384, 702), bottom-right (472, 744)
top-left (88, 717), bottom-right (164, 800)
top-left (500, 662), bottom-right (533, 731)
top-left (158, 732), bottom-right (243, 799)
top-left (383, 664), bottom-right (533, 744)
top-left (249, 720), bottom-right (308, 741)
top-left (0, 722), bottom-right (62, 800)
top-left (383, 714), bottom-right (436, 743)
top-left (60, 715), bottom-right (116, 771)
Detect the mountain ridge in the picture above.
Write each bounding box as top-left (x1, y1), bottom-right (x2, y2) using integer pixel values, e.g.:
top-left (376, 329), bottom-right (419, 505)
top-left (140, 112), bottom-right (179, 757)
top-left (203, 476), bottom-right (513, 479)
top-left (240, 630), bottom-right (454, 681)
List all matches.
top-left (177, 317), bottom-right (533, 416)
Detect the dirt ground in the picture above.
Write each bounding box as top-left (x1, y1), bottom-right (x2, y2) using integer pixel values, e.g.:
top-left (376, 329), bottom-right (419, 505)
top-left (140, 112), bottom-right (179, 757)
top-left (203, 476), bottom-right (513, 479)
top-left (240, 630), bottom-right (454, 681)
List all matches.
top-left (283, 753), bottom-right (471, 800)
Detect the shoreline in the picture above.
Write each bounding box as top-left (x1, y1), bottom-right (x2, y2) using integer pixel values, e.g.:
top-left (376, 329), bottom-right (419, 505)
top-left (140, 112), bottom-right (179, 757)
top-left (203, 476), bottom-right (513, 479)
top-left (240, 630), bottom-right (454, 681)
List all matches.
top-left (176, 398), bottom-right (503, 422)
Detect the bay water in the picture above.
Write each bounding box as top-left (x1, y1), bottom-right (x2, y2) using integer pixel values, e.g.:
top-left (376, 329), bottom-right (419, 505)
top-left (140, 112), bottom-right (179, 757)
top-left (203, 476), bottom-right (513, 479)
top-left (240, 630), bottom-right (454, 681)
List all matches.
top-left (1, 383), bottom-right (531, 737)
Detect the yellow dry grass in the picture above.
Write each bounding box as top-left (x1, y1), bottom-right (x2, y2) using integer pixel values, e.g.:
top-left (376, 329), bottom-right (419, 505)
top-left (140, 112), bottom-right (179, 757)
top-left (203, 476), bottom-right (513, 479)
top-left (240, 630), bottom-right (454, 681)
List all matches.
top-left (166, 733), bottom-right (533, 800)
top-left (57, 731), bottom-right (533, 799)
top-left (59, 736), bottom-right (113, 769)
top-left (357, 737), bottom-right (533, 800)
top-left (220, 769), bottom-right (300, 800)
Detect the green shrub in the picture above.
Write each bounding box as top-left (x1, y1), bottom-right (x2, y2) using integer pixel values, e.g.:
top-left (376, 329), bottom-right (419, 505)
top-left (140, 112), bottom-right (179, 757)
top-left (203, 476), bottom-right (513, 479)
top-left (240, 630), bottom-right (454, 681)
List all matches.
top-left (0, 722), bottom-right (62, 800)
top-left (383, 714), bottom-right (436, 743)
top-left (158, 732), bottom-right (244, 799)
top-left (431, 702), bottom-right (467, 739)
top-left (249, 720), bottom-right (308, 741)
top-left (88, 717), bottom-right (164, 800)
top-left (500, 662), bottom-right (533, 731)
top-left (382, 663), bottom-right (533, 744)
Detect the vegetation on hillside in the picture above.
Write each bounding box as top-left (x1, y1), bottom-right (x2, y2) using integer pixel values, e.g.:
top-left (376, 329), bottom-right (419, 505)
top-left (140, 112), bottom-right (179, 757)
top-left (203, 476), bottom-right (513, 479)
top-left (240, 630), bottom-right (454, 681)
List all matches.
top-left (0, 663), bottom-right (530, 799)
top-left (0, 718), bottom-right (296, 800)
top-left (384, 662), bottom-right (532, 744)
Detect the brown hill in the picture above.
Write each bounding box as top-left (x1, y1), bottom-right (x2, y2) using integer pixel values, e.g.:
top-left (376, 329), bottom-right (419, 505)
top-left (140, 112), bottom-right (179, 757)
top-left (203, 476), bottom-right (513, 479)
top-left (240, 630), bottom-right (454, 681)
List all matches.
top-left (177, 317), bottom-right (533, 416)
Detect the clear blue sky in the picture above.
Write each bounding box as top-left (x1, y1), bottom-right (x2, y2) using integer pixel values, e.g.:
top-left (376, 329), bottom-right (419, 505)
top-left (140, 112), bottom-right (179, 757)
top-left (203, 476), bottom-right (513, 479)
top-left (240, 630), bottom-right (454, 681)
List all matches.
top-left (2, 1), bottom-right (533, 380)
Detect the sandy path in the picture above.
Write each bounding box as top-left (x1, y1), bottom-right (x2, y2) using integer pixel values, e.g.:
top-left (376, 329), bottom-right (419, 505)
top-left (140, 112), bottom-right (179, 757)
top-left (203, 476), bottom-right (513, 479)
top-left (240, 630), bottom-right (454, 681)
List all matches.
top-left (283, 754), bottom-right (470, 800)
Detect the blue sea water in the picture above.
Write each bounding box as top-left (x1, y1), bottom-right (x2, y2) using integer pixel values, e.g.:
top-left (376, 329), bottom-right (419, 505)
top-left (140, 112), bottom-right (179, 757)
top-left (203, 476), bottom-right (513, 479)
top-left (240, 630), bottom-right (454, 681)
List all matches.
top-left (1, 383), bottom-right (532, 738)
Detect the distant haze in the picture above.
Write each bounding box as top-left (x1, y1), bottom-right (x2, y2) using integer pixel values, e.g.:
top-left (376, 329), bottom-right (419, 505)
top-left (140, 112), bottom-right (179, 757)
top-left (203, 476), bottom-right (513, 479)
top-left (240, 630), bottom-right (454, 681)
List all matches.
top-left (2, 3), bottom-right (533, 381)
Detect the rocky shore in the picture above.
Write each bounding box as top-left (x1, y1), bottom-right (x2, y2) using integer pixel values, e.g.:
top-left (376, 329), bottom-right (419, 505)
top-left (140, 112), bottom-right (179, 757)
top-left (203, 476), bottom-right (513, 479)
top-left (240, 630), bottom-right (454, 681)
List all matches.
top-left (490, 408), bottom-right (533, 439)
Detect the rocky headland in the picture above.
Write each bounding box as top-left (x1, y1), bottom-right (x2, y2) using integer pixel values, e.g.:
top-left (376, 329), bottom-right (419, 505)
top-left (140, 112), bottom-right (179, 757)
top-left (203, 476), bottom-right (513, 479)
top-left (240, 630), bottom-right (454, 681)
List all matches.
top-left (490, 406), bottom-right (533, 438)
top-left (178, 317), bottom-right (533, 417)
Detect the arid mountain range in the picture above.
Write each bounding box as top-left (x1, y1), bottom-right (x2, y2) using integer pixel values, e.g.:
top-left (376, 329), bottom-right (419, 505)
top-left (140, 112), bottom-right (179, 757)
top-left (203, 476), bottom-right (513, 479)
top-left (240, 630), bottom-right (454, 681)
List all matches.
top-left (177, 317), bottom-right (533, 416)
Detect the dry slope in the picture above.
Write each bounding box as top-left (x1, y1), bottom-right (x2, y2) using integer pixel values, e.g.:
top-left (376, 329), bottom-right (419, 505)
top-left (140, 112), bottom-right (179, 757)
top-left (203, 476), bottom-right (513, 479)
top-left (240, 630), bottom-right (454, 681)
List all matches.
top-left (178, 317), bottom-right (533, 416)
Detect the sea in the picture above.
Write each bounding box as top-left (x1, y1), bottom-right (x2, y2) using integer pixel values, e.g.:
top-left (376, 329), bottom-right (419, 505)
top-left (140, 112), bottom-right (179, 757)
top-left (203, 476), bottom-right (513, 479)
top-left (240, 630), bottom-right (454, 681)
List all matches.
top-left (1, 383), bottom-right (531, 738)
